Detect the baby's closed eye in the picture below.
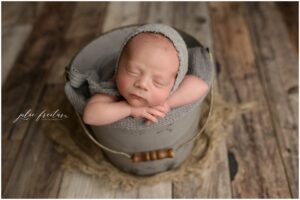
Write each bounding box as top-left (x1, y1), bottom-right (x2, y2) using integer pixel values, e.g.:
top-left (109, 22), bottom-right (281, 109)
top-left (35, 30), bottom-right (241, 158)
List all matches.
top-left (153, 79), bottom-right (168, 87)
top-left (126, 67), bottom-right (141, 76)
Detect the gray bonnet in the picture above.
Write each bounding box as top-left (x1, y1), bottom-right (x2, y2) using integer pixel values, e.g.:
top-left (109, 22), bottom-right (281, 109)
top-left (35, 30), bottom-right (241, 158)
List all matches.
top-left (115, 24), bottom-right (188, 93)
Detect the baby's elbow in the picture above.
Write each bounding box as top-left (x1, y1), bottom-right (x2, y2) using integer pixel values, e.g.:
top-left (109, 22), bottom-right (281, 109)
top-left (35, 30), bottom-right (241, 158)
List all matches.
top-left (83, 105), bottom-right (111, 126)
top-left (82, 110), bottom-right (92, 125)
top-left (82, 106), bottom-right (97, 125)
top-left (202, 81), bottom-right (209, 94)
top-left (195, 78), bottom-right (209, 97)
top-left (186, 75), bottom-right (209, 96)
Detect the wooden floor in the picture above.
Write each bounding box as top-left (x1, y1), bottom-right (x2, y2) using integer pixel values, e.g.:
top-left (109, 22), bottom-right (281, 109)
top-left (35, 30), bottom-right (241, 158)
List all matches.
top-left (2, 2), bottom-right (298, 198)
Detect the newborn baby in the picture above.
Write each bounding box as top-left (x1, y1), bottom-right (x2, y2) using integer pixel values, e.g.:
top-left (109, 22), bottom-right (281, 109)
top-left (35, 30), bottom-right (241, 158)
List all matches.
top-left (83, 25), bottom-right (209, 126)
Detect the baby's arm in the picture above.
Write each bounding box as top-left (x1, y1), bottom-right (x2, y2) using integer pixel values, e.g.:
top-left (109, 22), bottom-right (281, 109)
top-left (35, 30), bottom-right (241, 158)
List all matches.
top-left (83, 94), bottom-right (131, 125)
top-left (83, 93), bottom-right (166, 126)
top-left (166, 75), bottom-right (209, 109)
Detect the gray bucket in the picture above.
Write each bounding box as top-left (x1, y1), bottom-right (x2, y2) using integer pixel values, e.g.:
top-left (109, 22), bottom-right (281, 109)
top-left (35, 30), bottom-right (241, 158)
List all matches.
top-left (65, 25), bottom-right (214, 176)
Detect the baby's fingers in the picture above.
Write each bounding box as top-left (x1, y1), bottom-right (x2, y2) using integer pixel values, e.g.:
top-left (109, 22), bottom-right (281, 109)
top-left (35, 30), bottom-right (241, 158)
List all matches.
top-left (154, 106), bottom-right (167, 113)
top-left (154, 105), bottom-right (170, 114)
top-left (148, 108), bottom-right (166, 118)
top-left (144, 113), bottom-right (158, 123)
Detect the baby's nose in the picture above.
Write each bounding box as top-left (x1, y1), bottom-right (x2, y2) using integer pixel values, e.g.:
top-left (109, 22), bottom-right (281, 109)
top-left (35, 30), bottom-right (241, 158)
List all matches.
top-left (134, 77), bottom-right (149, 91)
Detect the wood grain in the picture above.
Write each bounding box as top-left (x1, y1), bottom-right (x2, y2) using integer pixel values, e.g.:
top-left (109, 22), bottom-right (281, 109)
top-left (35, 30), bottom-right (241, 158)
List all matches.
top-left (173, 2), bottom-right (214, 50)
top-left (2, 3), bottom-right (75, 139)
top-left (65, 2), bottom-right (108, 39)
top-left (3, 84), bottom-right (70, 197)
top-left (2, 25), bottom-right (32, 83)
top-left (58, 171), bottom-right (115, 198)
top-left (2, 2), bottom-right (45, 84)
top-left (138, 182), bottom-right (172, 198)
top-left (244, 2), bottom-right (298, 197)
top-left (171, 2), bottom-right (231, 198)
top-left (102, 1), bottom-right (141, 32)
top-left (276, 2), bottom-right (298, 53)
top-left (2, 3), bottom-right (75, 194)
top-left (173, 140), bottom-right (231, 198)
top-left (210, 2), bottom-right (292, 198)
top-left (2, 2), bottom-right (42, 27)
top-left (47, 2), bottom-right (107, 84)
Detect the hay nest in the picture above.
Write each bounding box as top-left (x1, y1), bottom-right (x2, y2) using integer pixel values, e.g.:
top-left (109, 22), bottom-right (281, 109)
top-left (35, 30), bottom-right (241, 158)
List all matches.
top-left (45, 88), bottom-right (254, 191)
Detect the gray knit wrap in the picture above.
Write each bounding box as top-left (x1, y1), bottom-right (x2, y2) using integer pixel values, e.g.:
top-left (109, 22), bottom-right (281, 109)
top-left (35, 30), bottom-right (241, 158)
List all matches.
top-left (115, 24), bottom-right (188, 93)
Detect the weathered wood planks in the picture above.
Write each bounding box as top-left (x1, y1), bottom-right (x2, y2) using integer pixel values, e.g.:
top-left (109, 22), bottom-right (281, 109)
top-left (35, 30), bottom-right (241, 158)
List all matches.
top-left (2, 3), bottom-right (76, 139)
top-left (2, 2), bottom-right (45, 83)
top-left (2, 2), bottom-right (43, 27)
top-left (58, 171), bottom-right (115, 198)
top-left (47, 2), bottom-right (108, 84)
top-left (171, 2), bottom-right (231, 198)
top-left (137, 182), bottom-right (172, 198)
top-left (276, 2), bottom-right (298, 54)
top-left (2, 3), bottom-right (76, 195)
top-left (102, 2), bottom-right (141, 32)
top-left (2, 25), bottom-right (32, 83)
top-left (209, 2), bottom-right (293, 198)
top-left (3, 84), bottom-right (69, 197)
top-left (244, 2), bottom-right (298, 197)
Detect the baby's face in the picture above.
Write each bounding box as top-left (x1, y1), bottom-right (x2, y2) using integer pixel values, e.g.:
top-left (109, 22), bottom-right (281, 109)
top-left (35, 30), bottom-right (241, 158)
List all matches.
top-left (116, 33), bottom-right (179, 107)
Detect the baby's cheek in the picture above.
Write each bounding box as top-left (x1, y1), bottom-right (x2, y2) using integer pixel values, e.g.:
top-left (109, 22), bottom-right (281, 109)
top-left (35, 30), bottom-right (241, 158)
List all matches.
top-left (149, 90), bottom-right (170, 106)
top-left (116, 76), bottom-right (130, 95)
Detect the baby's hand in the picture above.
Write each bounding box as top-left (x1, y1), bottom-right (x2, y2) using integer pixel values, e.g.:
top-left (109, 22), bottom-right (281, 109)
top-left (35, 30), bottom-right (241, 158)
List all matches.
top-left (130, 106), bottom-right (166, 123)
top-left (152, 102), bottom-right (170, 115)
top-left (145, 102), bottom-right (171, 125)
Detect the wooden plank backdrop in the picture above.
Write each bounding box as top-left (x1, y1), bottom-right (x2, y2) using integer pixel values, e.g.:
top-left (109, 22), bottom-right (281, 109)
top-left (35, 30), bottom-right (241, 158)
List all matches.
top-left (2, 2), bottom-right (298, 198)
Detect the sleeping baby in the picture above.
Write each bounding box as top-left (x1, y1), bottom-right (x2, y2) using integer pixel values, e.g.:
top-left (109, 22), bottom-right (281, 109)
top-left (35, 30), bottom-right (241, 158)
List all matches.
top-left (83, 24), bottom-right (209, 126)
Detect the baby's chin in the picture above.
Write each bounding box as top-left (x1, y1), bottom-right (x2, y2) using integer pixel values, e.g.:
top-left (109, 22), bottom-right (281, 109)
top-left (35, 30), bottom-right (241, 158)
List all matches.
top-left (126, 98), bottom-right (149, 107)
top-left (127, 99), bottom-right (165, 108)
top-left (125, 94), bottom-right (166, 107)
top-left (127, 98), bottom-right (162, 107)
